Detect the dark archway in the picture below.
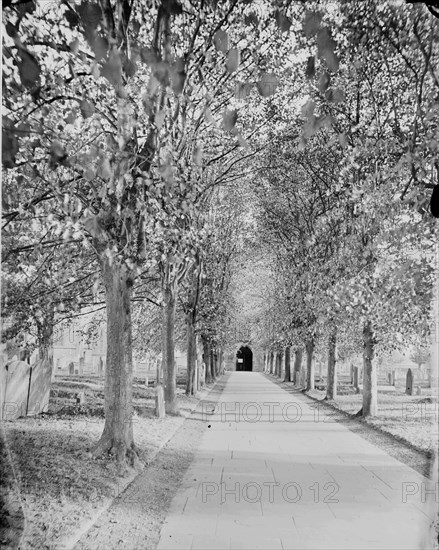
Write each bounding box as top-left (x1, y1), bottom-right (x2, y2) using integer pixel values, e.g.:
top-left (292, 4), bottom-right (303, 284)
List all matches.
top-left (236, 346), bottom-right (253, 371)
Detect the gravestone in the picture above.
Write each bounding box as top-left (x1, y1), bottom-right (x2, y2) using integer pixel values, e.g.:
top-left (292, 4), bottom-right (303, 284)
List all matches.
top-left (406, 368), bottom-right (414, 395)
top-left (1, 361), bottom-right (30, 420)
top-left (1, 358), bottom-right (52, 420)
top-left (27, 358), bottom-right (52, 416)
top-left (75, 391), bottom-right (85, 405)
top-left (391, 369), bottom-right (396, 386)
top-left (155, 385), bottom-right (165, 418)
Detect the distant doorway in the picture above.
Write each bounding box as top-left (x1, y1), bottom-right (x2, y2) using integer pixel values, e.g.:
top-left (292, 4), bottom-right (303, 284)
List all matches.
top-left (236, 346), bottom-right (253, 371)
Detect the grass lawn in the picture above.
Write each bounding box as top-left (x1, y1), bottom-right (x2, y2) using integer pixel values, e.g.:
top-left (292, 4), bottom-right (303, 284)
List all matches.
top-left (307, 376), bottom-right (438, 455)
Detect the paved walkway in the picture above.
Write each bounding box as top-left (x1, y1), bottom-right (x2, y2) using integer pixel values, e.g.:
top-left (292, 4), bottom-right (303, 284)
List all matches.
top-left (157, 372), bottom-right (437, 550)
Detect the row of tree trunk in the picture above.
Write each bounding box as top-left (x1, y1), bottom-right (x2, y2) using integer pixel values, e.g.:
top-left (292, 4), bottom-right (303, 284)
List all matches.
top-left (264, 321), bottom-right (378, 417)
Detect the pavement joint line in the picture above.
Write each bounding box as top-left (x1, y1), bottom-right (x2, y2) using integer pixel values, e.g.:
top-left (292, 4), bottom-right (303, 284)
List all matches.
top-left (375, 487), bottom-right (391, 502)
top-left (182, 496), bottom-right (189, 514)
top-left (326, 502), bottom-right (337, 519)
top-left (369, 469), bottom-right (394, 490)
top-left (412, 501), bottom-right (436, 520)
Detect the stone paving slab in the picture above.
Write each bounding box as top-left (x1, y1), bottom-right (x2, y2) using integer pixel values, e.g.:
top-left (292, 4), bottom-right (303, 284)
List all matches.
top-left (157, 372), bottom-right (436, 550)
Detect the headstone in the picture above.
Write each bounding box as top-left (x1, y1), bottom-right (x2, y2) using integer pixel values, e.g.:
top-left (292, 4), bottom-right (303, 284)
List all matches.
top-left (1, 361), bottom-right (30, 420)
top-left (75, 391), bottom-right (85, 405)
top-left (27, 358), bottom-right (52, 415)
top-left (155, 385), bottom-right (165, 418)
top-left (406, 368), bottom-right (414, 395)
top-left (1, 358), bottom-right (52, 420)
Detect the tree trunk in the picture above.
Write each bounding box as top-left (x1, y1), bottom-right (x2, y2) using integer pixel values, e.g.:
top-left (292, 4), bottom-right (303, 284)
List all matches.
top-left (284, 345), bottom-right (291, 382)
top-left (326, 329), bottom-right (337, 400)
top-left (36, 310), bottom-right (54, 381)
top-left (306, 338), bottom-right (315, 391)
top-left (218, 349), bottom-right (224, 375)
top-left (162, 284), bottom-right (179, 415)
top-left (211, 349), bottom-right (216, 380)
top-left (202, 336), bottom-right (212, 383)
top-left (270, 351), bottom-right (275, 374)
top-left (362, 321), bottom-right (377, 416)
top-left (430, 240), bottom-right (439, 391)
top-left (93, 257), bottom-right (139, 471)
top-left (185, 312), bottom-right (197, 396)
top-left (293, 348), bottom-right (303, 385)
top-left (278, 350), bottom-right (284, 378)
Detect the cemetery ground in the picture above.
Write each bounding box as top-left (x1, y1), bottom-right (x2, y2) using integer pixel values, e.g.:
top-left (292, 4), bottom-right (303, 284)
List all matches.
top-left (1, 370), bottom-right (438, 550)
top-left (0, 374), bottom-right (219, 550)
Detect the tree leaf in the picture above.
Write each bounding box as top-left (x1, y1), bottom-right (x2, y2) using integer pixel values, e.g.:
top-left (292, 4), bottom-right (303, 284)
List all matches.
top-left (5, 22), bottom-right (17, 37)
top-left (164, 0), bottom-right (182, 15)
top-left (318, 72), bottom-right (330, 93)
top-left (316, 28), bottom-right (339, 72)
top-left (303, 11), bottom-right (322, 37)
top-left (244, 13), bottom-right (258, 27)
top-left (193, 146), bottom-right (203, 166)
top-left (274, 10), bottom-right (291, 33)
top-left (256, 73), bottom-right (279, 97)
top-left (80, 99), bottom-right (95, 118)
top-left (64, 8), bottom-right (79, 28)
top-left (123, 57), bottom-right (137, 78)
top-left (301, 99), bottom-right (315, 118)
top-left (69, 39), bottom-right (80, 54)
top-left (140, 47), bottom-right (159, 65)
top-left (101, 50), bottom-right (123, 88)
top-left (213, 30), bottom-right (229, 53)
top-left (327, 87), bottom-right (344, 103)
top-left (77, 2), bottom-right (101, 30)
top-left (91, 35), bottom-right (108, 61)
top-left (226, 48), bottom-right (240, 73)
top-left (235, 82), bottom-right (253, 100)
top-left (49, 140), bottom-right (67, 167)
top-left (17, 51), bottom-right (40, 89)
top-left (223, 109), bottom-right (238, 132)
top-left (170, 57), bottom-right (185, 94)
top-left (2, 130), bottom-right (18, 168)
top-left (305, 56), bottom-right (315, 79)
top-left (98, 158), bottom-right (112, 180)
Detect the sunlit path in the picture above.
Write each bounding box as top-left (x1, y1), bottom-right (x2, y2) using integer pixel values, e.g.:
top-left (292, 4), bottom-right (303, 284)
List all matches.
top-left (158, 371), bottom-right (435, 550)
